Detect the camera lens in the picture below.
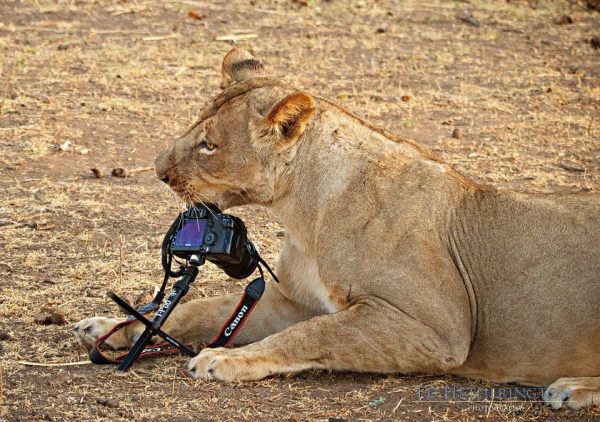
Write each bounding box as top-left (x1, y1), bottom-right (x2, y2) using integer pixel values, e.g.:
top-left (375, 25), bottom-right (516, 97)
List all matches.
top-left (221, 242), bottom-right (258, 279)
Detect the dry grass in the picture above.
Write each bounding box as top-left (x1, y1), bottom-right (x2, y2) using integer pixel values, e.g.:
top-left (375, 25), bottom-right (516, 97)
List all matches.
top-left (0, 0), bottom-right (599, 420)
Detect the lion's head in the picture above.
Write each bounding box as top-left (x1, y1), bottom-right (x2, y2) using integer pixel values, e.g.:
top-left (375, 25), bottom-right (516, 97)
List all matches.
top-left (154, 48), bottom-right (315, 209)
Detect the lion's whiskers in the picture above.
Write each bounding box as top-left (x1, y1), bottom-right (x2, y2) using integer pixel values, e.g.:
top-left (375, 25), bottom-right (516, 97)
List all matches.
top-left (191, 192), bottom-right (219, 218)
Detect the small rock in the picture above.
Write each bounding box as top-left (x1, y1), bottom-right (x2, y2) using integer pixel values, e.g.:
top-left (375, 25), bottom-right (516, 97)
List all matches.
top-left (452, 128), bottom-right (462, 139)
top-left (559, 161), bottom-right (585, 172)
top-left (97, 398), bottom-right (119, 408)
top-left (367, 396), bottom-right (386, 408)
top-left (458, 12), bottom-right (480, 27)
top-left (57, 44), bottom-right (70, 51)
top-left (90, 168), bottom-right (105, 179)
top-left (187, 9), bottom-right (206, 19)
top-left (0, 331), bottom-right (12, 341)
top-left (590, 37), bottom-right (600, 50)
top-left (59, 140), bottom-right (71, 152)
top-left (111, 168), bottom-right (128, 178)
top-left (587, 0), bottom-right (600, 11)
top-left (276, 231), bottom-right (286, 238)
top-left (0, 263), bottom-right (12, 274)
top-left (401, 95), bottom-right (410, 102)
top-left (555, 15), bottom-right (573, 25)
top-left (376, 27), bottom-right (387, 34)
top-left (34, 308), bottom-right (66, 326)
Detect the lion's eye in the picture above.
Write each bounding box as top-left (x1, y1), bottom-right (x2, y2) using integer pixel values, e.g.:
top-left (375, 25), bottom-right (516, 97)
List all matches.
top-left (199, 140), bottom-right (216, 151)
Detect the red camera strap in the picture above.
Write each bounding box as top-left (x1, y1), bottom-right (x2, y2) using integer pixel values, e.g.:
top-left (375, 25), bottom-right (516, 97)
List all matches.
top-left (90, 277), bottom-right (265, 365)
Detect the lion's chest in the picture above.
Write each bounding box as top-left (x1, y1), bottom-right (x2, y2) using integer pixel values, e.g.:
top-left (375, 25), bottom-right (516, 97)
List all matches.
top-left (279, 243), bottom-right (341, 315)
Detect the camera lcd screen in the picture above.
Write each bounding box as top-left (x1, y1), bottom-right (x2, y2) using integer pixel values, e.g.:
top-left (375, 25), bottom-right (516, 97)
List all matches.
top-left (173, 220), bottom-right (206, 248)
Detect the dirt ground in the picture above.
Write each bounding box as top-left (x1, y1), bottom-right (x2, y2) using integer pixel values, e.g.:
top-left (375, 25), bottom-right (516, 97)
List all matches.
top-left (0, 0), bottom-right (599, 420)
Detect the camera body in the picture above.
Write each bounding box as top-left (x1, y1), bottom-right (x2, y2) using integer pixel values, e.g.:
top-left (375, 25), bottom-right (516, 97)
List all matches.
top-left (170, 204), bottom-right (257, 279)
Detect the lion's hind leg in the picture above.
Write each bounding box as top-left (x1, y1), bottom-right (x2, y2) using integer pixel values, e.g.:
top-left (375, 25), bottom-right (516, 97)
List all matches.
top-left (543, 377), bottom-right (600, 409)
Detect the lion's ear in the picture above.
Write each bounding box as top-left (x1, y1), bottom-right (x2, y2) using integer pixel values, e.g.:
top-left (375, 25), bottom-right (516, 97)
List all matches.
top-left (264, 92), bottom-right (315, 145)
top-left (221, 48), bottom-right (265, 88)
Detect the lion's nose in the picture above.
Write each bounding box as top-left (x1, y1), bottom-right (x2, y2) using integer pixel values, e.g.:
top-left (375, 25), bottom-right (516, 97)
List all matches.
top-left (161, 176), bottom-right (170, 184)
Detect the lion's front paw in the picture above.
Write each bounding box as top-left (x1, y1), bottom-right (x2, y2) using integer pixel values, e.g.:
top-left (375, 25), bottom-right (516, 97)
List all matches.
top-left (187, 348), bottom-right (234, 381)
top-left (73, 317), bottom-right (129, 351)
top-left (187, 348), bottom-right (269, 382)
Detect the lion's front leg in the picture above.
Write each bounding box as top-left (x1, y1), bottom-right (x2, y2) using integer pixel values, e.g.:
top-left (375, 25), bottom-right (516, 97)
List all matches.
top-left (73, 283), bottom-right (314, 352)
top-left (187, 299), bottom-right (471, 381)
top-left (73, 317), bottom-right (139, 350)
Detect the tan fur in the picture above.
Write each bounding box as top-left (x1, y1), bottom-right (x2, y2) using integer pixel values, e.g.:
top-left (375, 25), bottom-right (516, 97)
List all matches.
top-left (74, 49), bottom-right (600, 410)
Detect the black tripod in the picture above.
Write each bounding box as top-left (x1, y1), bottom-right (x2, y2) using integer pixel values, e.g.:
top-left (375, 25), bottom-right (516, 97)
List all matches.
top-left (90, 254), bottom-right (266, 371)
top-left (95, 257), bottom-right (203, 371)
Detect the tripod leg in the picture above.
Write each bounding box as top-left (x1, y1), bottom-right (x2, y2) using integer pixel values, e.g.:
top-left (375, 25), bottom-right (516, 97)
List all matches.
top-left (107, 291), bottom-right (196, 357)
top-left (116, 330), bottom-right (154, 371)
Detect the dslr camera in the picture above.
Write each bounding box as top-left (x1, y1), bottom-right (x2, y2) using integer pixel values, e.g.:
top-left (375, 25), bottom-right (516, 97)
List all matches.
top-left (168, 204), bottom-right (258, 279)
top-left (91, 202), bottom-right (272, 371)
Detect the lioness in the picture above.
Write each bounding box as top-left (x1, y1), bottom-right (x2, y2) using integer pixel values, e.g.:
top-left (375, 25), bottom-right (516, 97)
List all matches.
top-left (74, 48), bottom-right (600, 410)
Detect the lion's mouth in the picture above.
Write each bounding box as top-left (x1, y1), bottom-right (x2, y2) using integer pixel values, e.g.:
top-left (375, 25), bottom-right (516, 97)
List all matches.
top-left (166, 172), bottom-right (247, 210)
top-left (168, 180), bottom-right (226, 211)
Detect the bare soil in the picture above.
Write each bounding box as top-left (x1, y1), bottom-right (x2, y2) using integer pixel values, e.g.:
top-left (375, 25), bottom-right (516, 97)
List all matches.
top-left (0, 0), bottom-right (599, 420)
